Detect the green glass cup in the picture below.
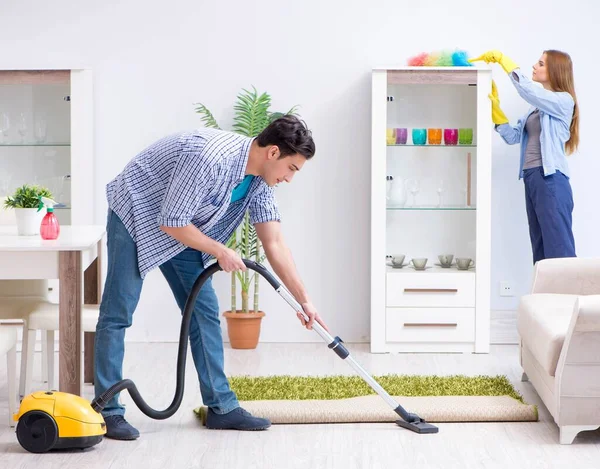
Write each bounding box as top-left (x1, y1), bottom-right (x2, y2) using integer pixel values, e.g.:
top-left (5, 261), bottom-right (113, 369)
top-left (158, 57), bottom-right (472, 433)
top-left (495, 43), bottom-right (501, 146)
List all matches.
top-left (459, 128), bottom-right (473, 145)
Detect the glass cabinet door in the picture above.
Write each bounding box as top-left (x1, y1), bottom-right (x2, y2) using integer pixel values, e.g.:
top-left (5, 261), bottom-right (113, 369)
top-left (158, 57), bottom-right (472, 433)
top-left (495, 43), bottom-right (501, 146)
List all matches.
top-left (385, 76), bottom-right (478, 268)
top-left (0, 70), bottom-right (72, 224)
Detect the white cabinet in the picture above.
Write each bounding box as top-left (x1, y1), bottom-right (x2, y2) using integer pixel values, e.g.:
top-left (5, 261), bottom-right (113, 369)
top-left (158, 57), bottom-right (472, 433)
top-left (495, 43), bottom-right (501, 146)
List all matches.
top-left (370, 66), bottom-right (492, 353)
top-left (0, 69), bottom-right (94, 226)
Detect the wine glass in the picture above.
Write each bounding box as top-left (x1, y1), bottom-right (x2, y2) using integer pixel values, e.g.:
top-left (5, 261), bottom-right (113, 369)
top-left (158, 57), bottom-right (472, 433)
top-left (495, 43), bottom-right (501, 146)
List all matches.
top-left (17, 112), bottom-right (27, 143)
top-left (0, 169), bottom-right (12, 196)
top-left (35, 119), bottom-right (47, 143)
top-left (436, 179), bottom-right (445, 207)
top-left (407, 179), bottom-right (420, 207)
top-left (0, 112), bottom-right (10, 143)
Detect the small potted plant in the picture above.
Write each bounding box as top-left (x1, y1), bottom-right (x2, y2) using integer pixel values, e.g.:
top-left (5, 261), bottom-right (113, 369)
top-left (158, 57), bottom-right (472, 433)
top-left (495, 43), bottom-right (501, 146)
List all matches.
top-left (3, 184), bottom-right (53, 235)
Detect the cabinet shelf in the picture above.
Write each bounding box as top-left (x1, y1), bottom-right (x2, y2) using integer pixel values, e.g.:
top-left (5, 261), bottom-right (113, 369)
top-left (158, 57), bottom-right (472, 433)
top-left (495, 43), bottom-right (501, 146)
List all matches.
top-left (387, 206), bottom-right (476, 211)
top-left (0, 143), bottom-right (70, 147)
top-left (387, 144), bottom-right (476, 148)
top-left (386, 265), bottom-right (476, 273)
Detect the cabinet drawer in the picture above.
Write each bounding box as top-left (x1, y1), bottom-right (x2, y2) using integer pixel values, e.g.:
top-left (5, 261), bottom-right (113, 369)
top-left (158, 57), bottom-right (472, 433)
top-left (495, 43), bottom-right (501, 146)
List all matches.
top-left (386, 272), bottom-right (475, 307)
top-left (386, 307), bottom-right (475, 343)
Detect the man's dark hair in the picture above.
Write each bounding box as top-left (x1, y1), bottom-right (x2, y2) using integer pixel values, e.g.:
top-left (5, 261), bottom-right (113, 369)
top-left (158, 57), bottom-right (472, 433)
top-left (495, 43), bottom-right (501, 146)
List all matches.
top-left (256, 115), bottom-right (315, 160)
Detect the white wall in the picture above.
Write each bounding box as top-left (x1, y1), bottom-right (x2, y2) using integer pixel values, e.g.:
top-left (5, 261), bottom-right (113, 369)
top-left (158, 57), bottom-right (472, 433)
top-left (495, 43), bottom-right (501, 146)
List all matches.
top-left (1, 0), bottom-right (598, 343)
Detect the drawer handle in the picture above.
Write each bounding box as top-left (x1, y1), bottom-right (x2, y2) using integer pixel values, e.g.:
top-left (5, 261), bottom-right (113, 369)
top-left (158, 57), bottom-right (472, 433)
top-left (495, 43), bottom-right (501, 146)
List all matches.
top-left (403, 323), bottom-right (458, 328)
top-left (403, 288), bottom-right (458, 293)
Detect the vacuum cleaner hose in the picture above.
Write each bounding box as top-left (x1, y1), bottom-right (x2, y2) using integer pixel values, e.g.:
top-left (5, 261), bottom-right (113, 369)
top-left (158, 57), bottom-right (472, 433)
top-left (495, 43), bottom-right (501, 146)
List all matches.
top-left (90, 258), bottom-right (437, 434)
top-left (90, 259), bottom-right (280, 419)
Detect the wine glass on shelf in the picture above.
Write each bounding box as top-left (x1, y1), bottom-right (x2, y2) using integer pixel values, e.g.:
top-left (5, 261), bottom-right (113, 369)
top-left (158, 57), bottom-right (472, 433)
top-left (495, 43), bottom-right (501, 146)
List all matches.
top-left (407, 178), bottom-right (420, 207)
top-left (17, 113), bottom-right (27, 143)
top-left (0, 112), bottom-right (10, 144)
top-left (34, 119), bottom-right (47, 143)
top-left (0, 170), bottom-right (12, 196)
top-left (436, 179), bottom-right (445, 208)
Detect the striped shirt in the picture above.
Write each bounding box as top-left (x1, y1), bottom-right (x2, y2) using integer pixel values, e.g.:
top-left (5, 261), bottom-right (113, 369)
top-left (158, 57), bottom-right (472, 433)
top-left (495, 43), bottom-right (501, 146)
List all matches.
top-left (106, 129), bottom-right (281, 278)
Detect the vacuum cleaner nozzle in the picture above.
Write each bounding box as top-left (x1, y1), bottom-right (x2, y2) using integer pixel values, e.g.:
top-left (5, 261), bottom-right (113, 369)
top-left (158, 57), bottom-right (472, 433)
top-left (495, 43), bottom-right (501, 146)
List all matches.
top-left (396, 418), bottom-right (439, 434)
top-left (394, 406), bottom-right (439, 433)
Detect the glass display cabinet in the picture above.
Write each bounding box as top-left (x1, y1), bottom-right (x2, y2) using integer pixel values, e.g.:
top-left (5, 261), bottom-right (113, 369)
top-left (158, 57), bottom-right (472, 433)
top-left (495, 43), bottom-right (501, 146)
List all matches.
top-left (0, 69), bottom-right (94, 226)
top-left (370, 66), bottom-right (492, 353)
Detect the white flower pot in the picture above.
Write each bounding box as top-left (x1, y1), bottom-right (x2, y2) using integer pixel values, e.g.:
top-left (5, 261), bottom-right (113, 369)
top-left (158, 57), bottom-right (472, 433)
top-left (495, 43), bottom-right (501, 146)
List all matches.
top-left (14, 208), bottom-right (44, 236)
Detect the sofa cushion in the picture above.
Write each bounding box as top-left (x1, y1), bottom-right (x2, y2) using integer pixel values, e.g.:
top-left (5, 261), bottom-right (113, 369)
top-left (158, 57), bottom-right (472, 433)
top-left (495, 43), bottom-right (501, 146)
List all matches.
top-left (517, 294), bottom-right (578, 377)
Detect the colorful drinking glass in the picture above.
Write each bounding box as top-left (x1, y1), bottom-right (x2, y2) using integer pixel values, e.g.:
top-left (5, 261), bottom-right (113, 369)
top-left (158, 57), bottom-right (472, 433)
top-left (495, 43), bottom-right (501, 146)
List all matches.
top-left (459, 128), bottom-right (473, 145)
top-left (395, 128), bottom-right (407, 145)
top-left (444, 128), bottom-right (458, 145)
top-left (428, 128), bottom-right (442, 145)
top-left (386, 128), bottom-right (396, 145)
top-left (412, 128), bottom-right (427, 145)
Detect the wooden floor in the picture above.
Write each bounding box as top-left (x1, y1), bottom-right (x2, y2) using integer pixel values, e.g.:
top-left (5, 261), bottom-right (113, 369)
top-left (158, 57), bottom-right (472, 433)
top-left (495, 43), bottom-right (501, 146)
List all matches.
top-left (1, 343), bottom-right (599, 468)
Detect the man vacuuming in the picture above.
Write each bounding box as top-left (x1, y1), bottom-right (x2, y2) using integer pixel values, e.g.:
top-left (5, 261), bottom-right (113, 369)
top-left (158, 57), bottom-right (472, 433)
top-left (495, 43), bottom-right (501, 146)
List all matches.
top-left (95, 115), bottom-right (329, 439)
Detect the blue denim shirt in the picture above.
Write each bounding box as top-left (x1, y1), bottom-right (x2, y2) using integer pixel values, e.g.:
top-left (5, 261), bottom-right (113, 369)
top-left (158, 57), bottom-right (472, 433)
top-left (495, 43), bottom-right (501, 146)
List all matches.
top-left (495, 69), bottom-right (574, 179)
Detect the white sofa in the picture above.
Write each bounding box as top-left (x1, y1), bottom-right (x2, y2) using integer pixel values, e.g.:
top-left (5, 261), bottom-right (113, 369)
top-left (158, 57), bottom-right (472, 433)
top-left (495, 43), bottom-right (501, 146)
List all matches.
top-left (518, 257), bottom-right (600, 444)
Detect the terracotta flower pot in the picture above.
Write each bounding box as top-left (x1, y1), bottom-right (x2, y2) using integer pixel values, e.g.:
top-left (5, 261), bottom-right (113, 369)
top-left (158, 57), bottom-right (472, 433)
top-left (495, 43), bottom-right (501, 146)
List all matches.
top-left (223, 310), bottom-right (265, 349)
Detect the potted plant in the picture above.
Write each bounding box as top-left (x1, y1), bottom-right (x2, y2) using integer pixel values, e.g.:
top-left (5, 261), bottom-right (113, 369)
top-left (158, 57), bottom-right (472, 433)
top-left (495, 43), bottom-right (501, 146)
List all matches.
top-left (3, 184), bottom-right (53, 236)
top-left (195, 86), bottom-right (298, 349)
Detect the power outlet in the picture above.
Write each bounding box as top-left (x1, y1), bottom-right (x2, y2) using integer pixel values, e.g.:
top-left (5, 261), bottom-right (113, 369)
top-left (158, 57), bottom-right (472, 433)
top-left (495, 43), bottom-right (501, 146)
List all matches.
top-left (499, 281), bottom-right (514, 297)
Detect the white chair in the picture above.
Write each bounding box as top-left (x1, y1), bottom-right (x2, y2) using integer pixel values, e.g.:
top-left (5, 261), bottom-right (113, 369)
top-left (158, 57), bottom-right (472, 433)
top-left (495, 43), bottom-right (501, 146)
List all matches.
top-left (21, 302), bottom-right (100, 395)
top-left (0, 326), bottom-right (18, 427)
top-left (0, 280), bottom-right (49, 397)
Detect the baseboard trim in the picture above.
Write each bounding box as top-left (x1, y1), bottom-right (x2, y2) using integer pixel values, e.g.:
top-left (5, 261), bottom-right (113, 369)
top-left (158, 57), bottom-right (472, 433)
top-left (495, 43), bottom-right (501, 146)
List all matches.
top-left (491, 309), bottom-right (518, 344)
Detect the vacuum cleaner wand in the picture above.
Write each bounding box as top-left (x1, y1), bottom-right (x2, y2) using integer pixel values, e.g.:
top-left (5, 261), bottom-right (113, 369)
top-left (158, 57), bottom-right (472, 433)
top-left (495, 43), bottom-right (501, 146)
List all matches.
top-left (274, 273), bottom-right (438, 434)
top-left (91, 259), bottom-right (437, 433)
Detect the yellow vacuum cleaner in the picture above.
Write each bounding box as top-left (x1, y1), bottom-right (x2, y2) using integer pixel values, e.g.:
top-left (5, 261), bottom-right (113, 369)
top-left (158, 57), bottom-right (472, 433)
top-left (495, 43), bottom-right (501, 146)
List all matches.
top-left (14, 391), bottom-right (105, 452)
top-left (14, 260), bottom-right (437, 453)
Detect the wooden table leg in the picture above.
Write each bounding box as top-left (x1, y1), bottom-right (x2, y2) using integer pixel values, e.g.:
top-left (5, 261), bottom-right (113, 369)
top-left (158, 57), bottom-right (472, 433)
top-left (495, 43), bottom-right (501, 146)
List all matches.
top-left (83, 241), bottom-right (102, 384)
top-left (84, 332), bottom-right (95, 384)
top-left (59, 251), bottom-right (82, 396)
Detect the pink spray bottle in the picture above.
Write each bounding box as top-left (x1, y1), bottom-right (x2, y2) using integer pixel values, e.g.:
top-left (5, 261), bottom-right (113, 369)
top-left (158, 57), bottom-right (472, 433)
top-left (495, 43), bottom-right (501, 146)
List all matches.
top-left (39, 196), bottom-right (60, 240)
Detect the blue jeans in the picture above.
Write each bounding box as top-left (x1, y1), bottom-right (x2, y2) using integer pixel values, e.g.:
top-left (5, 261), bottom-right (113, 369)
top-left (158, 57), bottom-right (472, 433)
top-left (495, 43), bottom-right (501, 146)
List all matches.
top-left (94, 210), bottom-right (239, 417)
top-left (523, 167), bottom-right (576, 264)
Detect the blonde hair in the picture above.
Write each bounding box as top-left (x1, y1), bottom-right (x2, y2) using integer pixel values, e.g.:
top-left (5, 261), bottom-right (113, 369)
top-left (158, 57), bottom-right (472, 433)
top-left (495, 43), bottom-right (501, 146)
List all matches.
top-left (544, 50), bottom-right (579, 155)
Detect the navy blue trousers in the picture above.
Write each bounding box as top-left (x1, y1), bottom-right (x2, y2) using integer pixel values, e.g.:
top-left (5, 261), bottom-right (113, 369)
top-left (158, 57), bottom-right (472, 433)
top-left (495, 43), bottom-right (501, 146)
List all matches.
top-left (523, 167), bottom-right (576, 264)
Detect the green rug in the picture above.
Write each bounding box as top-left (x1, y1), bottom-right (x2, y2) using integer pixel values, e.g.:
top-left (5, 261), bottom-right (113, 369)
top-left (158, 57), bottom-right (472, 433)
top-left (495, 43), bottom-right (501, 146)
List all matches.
top-left (193, 374), bottom-right (538, 424)
top-left (224, 374), bottom-right (526, 401)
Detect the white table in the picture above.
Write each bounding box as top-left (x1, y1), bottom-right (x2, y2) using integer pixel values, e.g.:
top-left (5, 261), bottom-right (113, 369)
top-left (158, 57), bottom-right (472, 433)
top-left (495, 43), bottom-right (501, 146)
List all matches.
top-left (0, 225), bottom-right (105, 396)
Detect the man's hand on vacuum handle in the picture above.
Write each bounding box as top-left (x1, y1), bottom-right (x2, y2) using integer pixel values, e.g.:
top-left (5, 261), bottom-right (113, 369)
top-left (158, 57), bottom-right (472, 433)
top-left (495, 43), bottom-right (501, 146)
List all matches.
top-left (215, 246), bottom-right (246, 273)
top-left (160, 223), bottom-right (246, 272)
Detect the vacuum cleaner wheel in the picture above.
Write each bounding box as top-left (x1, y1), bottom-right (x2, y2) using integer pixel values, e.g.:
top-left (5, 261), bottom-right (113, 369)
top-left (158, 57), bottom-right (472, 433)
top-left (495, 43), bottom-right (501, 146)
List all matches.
top-left (16, 410), bottom-right (59, 453)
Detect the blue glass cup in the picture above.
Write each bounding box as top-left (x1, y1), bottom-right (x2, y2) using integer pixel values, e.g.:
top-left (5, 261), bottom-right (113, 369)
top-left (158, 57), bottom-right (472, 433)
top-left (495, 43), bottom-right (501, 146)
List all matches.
top-left (412, 128), bottom-right (427, 145)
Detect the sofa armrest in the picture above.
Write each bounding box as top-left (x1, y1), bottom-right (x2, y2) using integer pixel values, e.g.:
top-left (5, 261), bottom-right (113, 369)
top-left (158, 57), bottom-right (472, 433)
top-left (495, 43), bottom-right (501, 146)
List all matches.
top-left (570, 295), bottom-right (600, 333)
top-left (531, 258), bottom-right (600, 295)
top-left (554, 295), bottom-right (600, 429)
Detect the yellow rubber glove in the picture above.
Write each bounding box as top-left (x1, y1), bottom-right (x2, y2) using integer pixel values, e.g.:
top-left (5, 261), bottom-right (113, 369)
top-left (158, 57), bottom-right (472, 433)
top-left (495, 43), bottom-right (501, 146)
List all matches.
top-left (489, 80), bottom-right (509, 125)
top-left (469, 50), bottom-right (519, 74)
